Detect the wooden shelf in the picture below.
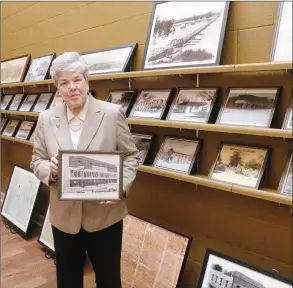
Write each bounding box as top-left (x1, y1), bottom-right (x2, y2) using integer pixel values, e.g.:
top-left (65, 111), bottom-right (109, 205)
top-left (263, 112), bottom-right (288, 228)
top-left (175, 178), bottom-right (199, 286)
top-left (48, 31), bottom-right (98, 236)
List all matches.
top-left (138, 165), bottom-right (292, 206)
top-left (1, 135), bottom-right (33, 146)
top-left (1, 110), bottom-right (39, 117)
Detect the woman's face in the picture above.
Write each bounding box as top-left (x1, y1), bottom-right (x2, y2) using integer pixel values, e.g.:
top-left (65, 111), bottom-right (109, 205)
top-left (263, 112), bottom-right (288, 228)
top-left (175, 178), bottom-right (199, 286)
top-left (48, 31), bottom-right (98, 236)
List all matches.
top-left (57, 72), bottom-right (89, 110)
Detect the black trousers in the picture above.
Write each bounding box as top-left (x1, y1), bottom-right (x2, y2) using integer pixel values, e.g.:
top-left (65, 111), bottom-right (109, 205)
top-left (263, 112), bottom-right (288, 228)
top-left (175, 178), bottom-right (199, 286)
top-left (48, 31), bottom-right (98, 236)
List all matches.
top-left (51, 220), bottom-right (123, 288)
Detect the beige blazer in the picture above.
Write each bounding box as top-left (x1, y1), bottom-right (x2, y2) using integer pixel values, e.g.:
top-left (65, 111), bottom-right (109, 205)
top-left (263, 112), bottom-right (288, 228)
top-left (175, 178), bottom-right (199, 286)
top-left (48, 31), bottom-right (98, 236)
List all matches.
top-left (30, 96), bottom-right (139, 234)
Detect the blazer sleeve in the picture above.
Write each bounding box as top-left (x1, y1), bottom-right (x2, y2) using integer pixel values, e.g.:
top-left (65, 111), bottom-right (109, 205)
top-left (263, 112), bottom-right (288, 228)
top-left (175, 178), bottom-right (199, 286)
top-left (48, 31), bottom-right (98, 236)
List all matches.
top-left (116, 106), bottom-right (140, 196)
top-left (30, 112), bottom-right (52, 187)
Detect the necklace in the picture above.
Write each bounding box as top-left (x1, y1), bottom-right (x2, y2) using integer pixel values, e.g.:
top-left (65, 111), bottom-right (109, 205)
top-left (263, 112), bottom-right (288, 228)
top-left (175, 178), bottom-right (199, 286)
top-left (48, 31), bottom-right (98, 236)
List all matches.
top-left (69, 118), bottom-right (83, 132)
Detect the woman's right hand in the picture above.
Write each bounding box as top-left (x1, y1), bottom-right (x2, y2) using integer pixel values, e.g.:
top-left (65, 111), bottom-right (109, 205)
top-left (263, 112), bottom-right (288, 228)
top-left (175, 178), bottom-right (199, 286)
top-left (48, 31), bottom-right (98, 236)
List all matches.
top-left (50, 154), bottom-right (59, 177)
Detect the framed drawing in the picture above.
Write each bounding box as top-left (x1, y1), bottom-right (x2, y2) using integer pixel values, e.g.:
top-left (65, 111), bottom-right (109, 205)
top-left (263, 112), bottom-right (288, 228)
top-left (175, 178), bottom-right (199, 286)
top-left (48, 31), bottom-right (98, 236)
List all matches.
top-left (80, 43), bottom-right (137, 75)
top-left (1, 166), bottom-right (41, 237)
top-left (106, 89), bottom-right (137, 117)
top-left (129, 89), bottom-right (174, 120)
top-left (1, 118), bottom-right (8, 134)
top-left (1, 94), bottom-right (14, 110)
top-left (142, 2), bottom-right (230, 70)
top-left (282, 106), bottom-right (292, 130)
top-left (278, 150), bottom-right (292, 197)
top-left (58, 150), bottom-right (123, 201)
top-left (197, 248), bottom-right (293, 288)
top-left (132, 133), bottom-right (154, 164)
top-left (166, 88), bottom-right (218, 123)
top-left (8, 93), bottom-right (26, 111)
top-left (24, 53), bottom-right (55, 82)
top-left (15, 120), bottom-right (35, 140)
top-left (153, 136), bottom-right (201, 174)
top-left (209, 143), bottom-right (270, 189)
top-left (49, 90), bottom-right (64, 108)
top-left (122, 214), bottom-right (191, 288)
top-left (271, 2), bottom-right (292, 62)
top-left (32, 92), bottom-right (54, 112)
top-left (2, 119), bottom-right (21, 137)
top-left (216, 88), bottom-right (280, 128)
top-left (1, 54), bottom-right (30, 84)
top-left (18, 94), bottom-right (38, 112)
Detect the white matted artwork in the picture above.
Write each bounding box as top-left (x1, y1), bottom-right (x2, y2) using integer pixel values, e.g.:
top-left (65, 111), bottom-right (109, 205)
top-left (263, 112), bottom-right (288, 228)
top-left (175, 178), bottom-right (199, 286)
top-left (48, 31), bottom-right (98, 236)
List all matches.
top-left (1, 166), bottom-right (41, 235)
top-left (38, 207), bottom-right (55, 252)
top-left (278, 150), bottom-right (292, 197)
top-left (271, 2), bottom-right (292, 62)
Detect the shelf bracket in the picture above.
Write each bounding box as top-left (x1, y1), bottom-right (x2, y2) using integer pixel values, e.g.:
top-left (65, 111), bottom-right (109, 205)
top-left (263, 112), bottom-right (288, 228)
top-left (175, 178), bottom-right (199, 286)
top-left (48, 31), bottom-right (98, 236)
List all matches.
top-left (196, 74), bottom-right (199, 87)
top-left (128, 78), bottom-right (132, 90)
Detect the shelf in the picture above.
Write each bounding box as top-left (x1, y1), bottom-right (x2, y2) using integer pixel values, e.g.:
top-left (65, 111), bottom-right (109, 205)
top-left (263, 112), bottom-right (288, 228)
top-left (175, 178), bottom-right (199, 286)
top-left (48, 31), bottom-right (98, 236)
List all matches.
top-left (138, 165), bottom-right (292, 206)
top-left (1, 135), bottom-right (33, 146)
top-left (1, 110), bottom-right (39, 117)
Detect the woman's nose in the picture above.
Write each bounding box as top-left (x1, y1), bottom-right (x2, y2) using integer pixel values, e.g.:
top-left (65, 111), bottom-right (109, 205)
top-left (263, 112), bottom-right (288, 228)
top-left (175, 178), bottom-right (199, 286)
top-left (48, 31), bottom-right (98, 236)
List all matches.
top-left (68, 82), bottom-right (76, 91)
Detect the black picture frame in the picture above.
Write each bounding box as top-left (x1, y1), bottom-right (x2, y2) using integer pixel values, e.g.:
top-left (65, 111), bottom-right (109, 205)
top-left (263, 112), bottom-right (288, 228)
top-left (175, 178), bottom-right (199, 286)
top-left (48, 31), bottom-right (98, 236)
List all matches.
top-left (32, 92), bottom-right (54, 113)
top-left (18, 93), bottom-right (39, 112)
top-left (197, 248), bottom-right (293, 288)
top-left (2, 119), bottom-right (21, 137)
top-left (1, 94), bottom-right (14, 110)
top-left (7, 93), bottom-right (26, 111)
top-left (277, 150), bottom-right (292, 197)
top-left (14, 120), bottom-right (36, 140)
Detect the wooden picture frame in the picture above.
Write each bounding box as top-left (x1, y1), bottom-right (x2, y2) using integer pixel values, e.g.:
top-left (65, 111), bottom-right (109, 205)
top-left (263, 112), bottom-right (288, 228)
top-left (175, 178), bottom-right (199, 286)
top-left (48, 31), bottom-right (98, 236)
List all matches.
top-left (2, 119), bottom-right (21, 137)
top-left (58, 150), bottom-right (124, 201)
top-left (1, 94), bottom-right (14, 110)
top-left (277, 150), bottom-right (292, 197)
top-left (18, 94), bottom-right (39, 112)
top-left (7, 93), bottom-right (26, 111)
top-left (131, 133), bottom-right (155, 164)
top-left (32, 92), bottom-right (54, 112)
top-left (15, 120), bottom-right (36, 140)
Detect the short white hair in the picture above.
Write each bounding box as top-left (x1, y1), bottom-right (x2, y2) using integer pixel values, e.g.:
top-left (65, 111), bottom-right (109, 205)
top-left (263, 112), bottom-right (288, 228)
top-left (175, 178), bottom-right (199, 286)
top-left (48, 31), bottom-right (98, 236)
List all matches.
top-left (50, 52), bottom-right (89, 85)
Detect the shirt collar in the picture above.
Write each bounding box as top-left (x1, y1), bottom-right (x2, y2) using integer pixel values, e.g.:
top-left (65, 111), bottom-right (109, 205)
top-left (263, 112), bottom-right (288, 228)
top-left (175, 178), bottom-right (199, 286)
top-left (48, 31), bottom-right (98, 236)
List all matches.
top-left (67, 96), bottom-right (89, 123)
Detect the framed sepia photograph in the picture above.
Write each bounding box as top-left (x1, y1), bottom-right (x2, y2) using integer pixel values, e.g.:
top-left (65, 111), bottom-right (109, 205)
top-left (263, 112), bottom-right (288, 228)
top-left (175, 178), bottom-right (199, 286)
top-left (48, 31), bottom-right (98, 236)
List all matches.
top-left (132, 133), bottom-right (154, 164)
top-left (216, 88), bottom-right (280, 128)
top-left (15, 120), bottom-right (35, 140)
top-left (282, 106), bottom-right (292, 130)
top-left (1, 94), bottom-right (14, 110)
top-left (18, 94), bottom-right (39, 112)
top-left (7, 93), bottom-right (26, 111)
top-left (197, 248), bottom-right (293, 288)
top-left (153, 136), bottom-right (201, 174)
top-left (1, 54), bottom-right (30, 84)
top-left (278, 150), bottom-right (292, 197)
top-left (167, 88), bottom-right (218, 123)
top-left (32, 92), bottom-right (54, 112)
top-left (209, 143), bottom-right (270, 189)
top-left (142, 2), bottom-right (230, 70)
top-left (106, 89), bottom-right (137, 117)
top-left (49, 90), bottom-right (64, 108)
top-left (58, 150), bottom-right (123, 201)
top-left (80, 43), bottom-right (137, 75)
top-left (129, 89), bottom-right (174, 119)
top-left (24, 53), bottom-right (55, 82)
top-left (1, 166), bottom-right (41, 237)
top-left (1, 118), bottom-right (8, 134)
top-left (271, 2), bottom-right (292, 62)
top-left (2, 119), bottom-right (21, 137)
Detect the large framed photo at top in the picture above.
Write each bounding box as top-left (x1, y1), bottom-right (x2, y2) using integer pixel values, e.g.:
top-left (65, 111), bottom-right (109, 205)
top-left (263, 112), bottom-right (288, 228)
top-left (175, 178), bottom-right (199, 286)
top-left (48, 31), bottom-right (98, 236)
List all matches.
top-left (142, 2), bottom-right (230, 70)
top-left (58, 150), bottom-right (123, 201)
top-left (197, 248), bottom-right (293, 288)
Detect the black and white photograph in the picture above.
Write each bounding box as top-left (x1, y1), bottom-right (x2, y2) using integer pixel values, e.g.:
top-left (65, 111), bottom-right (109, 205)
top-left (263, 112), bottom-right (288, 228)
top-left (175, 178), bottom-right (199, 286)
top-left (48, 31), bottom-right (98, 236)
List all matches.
top-left (282, 107), bottom-right (292, 130)
top-left (132, 133), bottom-right (154, 164)
top-left (271, 2), bottom-right (292, 62)
top-left (142, 2), bottom-right (229, 70)
top-left (80, 43), bottom-right (137, 75)
top-left (1, 166), bottom-right (41, 235)
top-left (58, 151), bottom-right (123, 201)
top-left (209, 143), bottom-right (269, 189)
top-left (153, 137), bottom-right (200, 174)
top-left (8, 93), bottom-right (25, 111)
top-left (32, 92), bottom-right (53, 112)
top-left (167, 88), bottom-right (218, 123)
top-left (15, 121), bottom-right (35, 140)
top-left (129, 89), bottom-right (173, 119)
top-left (38, 207), bottom-right (55, 252)
top-left (106, 90), bottom-right (136, 116)
top-left (197, 249), bottom-right (293, 288)
top-left (18, 94), bottom-right (38, 112)
top-left (216, 88), bottom-right (279, 128)
top-left (1, 118), bottom-right (8, 134)
top-left (1, 94), bottom-right (14, 110)
top-left (28, 128), bottom-right (36, 142)
top-left (278, 151), bottom-right (292, 197)
top-left (49, 90), bottom-right (64, 108)
top-left (2, 119), bottom-right (20, 137)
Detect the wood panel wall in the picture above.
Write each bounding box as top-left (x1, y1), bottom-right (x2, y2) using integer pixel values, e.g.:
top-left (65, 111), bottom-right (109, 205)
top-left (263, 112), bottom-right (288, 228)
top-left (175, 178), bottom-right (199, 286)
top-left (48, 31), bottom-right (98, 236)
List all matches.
top-left (1, 2), bottom-right (292, 287)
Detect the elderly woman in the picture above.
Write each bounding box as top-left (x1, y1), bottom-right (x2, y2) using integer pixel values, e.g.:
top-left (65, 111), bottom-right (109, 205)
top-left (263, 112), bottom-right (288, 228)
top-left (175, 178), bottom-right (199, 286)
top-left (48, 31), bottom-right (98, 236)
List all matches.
top-left (30, 52), bottom-right (139, 288)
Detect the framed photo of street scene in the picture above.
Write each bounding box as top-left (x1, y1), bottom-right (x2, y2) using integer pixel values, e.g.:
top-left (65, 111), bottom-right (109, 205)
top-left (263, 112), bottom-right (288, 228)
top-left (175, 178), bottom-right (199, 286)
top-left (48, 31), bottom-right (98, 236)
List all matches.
top-left (80, 43), bottom-right (137, 75)
top-left (15, 121), bottom-right (35, 140)
top-left (32, 92), bottom-right (54, 112)
top-left (271, 2), bottom-right (292, 62)
top-left (58, 150), bottom-right (123, 201)
top-left (197, 248), bottom-right (293, 288)
top-left (1, 94), bottom-right (14, 110)
top-left (278, 150), bottom-right (292, 197)
top-left (129, 89), bottom-right (174, 120)
top-left (282, 106), bottom-right (292, 130)
top-left (153, 136), bottom-right (201, 174)
top-left (18, 94), bottom-right (39, 112)
top-left (216, 88), bottom-right (280, 128)
top-left (131, 133), bottom-right (155, 164)
top-left (8, 93), bottom-right (26, 111)
top-left (24, 53), bottom-right (55, 82)
top-left (142, 2), bottom-right (230, 70)
top-left (209, 143), bottom-right (270, 189)
top-left (2, 119), bottom-right (21, 137)
top-left (1, 54), bottom-right (30, 84)
top-left (166, 88), bottom-right (219, 123)
top-left (106, 89), bottom-right (137, 117)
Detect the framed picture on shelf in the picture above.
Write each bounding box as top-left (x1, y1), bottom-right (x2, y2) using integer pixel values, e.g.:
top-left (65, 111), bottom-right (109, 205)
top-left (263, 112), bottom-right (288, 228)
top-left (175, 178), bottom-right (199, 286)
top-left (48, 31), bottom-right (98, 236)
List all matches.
top-left (15, 121), bottom-right (35, 140)
top-left (24, 53), bottom-right (55, 82)
top-left (1, 166), bottom-right (41, 237)
top-left (153, 136), bottom-right (201, 174)
top-left (129, 89), bottom-right (174, 120)
top-left (32, 92), bottom-right (54, 112)
top-left (1, 118), bottom-right (8, 134)
top-left (1, 54), bottom-right (30, 84)
top-left (18, 94), bottom-right (39, 112)
top-left (58, 150), bottom-right (123, 201)
top-left (29, 128), bottom-right (36, 142)
top-left (80, 43), bottom-right (137, 75)
top-left (7, 93), bottom-right (26, 111)
top-left (166, 88), bottom-right (218, 123)
top-left (197, 248), bottom-right (293, 288)
top-left (282, 106), bottom-right (292, 130)
top-left (209, 143), bottom-right (270, 189)
top-left (216, 87), bottom-right (280, 128)
top-left (278, 150), bottom-right (292, 197)
top-left (132, 133), bottom-right (154, 164)
top-left (49, 91), bottom-right (64, 108)
top-left (1, 94), bottom-right (14, 110)
top-left (106, 89), bottom-right (137, 117)
top-left (2, 119), bottom-right (21, 137)
top-left (271, 2), bottom-right (292, 62)
top-left (142, 2), bottom-right (230, 70)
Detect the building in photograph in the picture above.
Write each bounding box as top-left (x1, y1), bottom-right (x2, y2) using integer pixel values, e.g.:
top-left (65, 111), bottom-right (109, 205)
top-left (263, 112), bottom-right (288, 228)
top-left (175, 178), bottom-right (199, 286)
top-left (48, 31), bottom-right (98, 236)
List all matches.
top-left (161, 147), bottom-right (190, 164)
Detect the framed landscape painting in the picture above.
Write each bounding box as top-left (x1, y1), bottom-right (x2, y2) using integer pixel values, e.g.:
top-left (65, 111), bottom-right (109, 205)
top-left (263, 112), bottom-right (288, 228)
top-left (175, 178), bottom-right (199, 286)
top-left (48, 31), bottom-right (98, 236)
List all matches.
top-left (216, 88), bottom-right (280, 128)
top-left (15, 120), bottom-right (35, 140)
top-left (8, 93), bottom-right (25, 111)
top-left (132, 133), bottom-right (154, 164)
top-left (278, 150), bottom-right (292, 197)
top-left (142, 2), bottom-right (230, 70)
